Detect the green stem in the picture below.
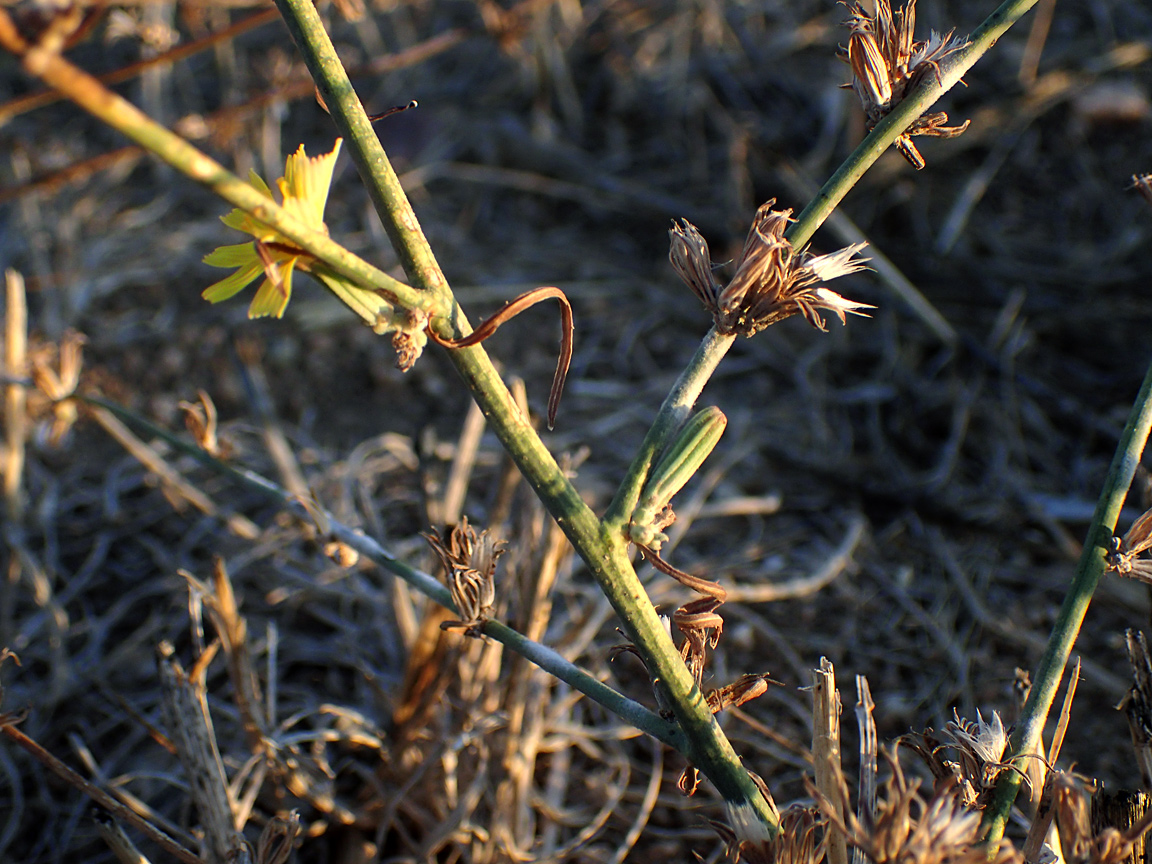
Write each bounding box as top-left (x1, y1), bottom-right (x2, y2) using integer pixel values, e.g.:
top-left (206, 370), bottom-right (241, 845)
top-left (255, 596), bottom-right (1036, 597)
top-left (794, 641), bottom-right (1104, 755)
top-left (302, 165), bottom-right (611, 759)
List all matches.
top-left (787, 0), bottom-right (1041, 250)
top-left (80, 394), bottom-right (684, 750)
top-left (273, 0), bottom-right (448, 298)
top-left (604, 325), bottom-right (737, 528)
top-left (0, 19), bottom-right (429, 318)
top-left (275, 0), bottom-right (777, 832)
top-left (980, 356), bottom-right (1152, 845)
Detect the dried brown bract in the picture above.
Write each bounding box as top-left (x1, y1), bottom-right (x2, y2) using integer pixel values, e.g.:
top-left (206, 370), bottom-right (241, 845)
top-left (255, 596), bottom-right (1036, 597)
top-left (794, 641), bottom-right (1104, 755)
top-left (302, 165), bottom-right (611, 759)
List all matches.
top-left (717, 805), bottom-right (828, 864)
top-left (1052, 772), bottom-right (1152, 864)
top-left (706, 673), bottom-right (774, 715)
top-left (841, 0), bottom-right (970, 169)
top-left (670, 201), bottom-right (871, 337)
top-left (424, 518), bottom-right (504, 637)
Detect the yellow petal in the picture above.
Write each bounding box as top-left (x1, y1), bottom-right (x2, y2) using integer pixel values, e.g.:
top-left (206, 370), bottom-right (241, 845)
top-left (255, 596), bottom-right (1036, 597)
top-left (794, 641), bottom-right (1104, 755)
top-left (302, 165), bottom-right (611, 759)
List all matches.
top-left (248, 168), bottom-right (274, 200)
top-left (204, 242), bottom-right (258, 268)
top-left (202, 262), bottom-right (263, 303)
top-left (247, 256), bottom-right (297, 319)
top-left (280, 139), bottom-right (342, 228)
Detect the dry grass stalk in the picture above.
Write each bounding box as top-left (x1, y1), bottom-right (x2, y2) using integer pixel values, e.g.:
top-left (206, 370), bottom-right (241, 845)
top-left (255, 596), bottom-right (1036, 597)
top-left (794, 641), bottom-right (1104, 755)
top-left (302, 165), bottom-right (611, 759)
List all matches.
top-left (1121, 631), bottom-right (1152, 792)
top-left (854, 676), bottom-right (878, 864)
top-left (87, 403), bottom-right (260, 539)
top-left (813, 658), bottom-right (848, 864)
top-left (156, 640), bottom-right (249, 864)
top-left (3, 269), bottom-right (27, 525)
top-left (1052, 773), bottom-right (1152, 864)
top-left (179, 558), bottom-right (267, 750)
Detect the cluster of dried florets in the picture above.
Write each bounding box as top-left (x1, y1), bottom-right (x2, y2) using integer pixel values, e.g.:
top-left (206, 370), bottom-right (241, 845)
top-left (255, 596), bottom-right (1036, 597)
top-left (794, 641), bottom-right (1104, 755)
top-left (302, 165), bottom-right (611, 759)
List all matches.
top-left (840, 0), bottom-right (970, 169)
top-left (424, 518), bottom-right (505, 637)
top-left (669, 201), bottom-right (872, 338)
top-left (816, 748), bottom-right (1022, 864)
top-left (902, 710), bottom-right (1010, 810)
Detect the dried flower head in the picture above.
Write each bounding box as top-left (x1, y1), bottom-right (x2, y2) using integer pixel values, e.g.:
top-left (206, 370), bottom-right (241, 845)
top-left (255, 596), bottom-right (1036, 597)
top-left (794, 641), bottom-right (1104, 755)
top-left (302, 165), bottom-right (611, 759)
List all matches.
top-left (904, 710), bottom-right (1010, 809)
top-left (817, 747), bottom-right (1022, 864)
top-left (423, 518), bottom-right (504, 637)
top-left (670, 201), bottom-right (872, 337)
top-left (841, 0), bottom-right (970, 169)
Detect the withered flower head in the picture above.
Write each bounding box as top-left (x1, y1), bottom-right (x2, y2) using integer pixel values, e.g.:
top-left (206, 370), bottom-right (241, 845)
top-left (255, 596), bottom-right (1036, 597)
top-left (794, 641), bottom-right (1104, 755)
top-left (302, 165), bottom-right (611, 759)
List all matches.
top-left (904, 711), bottom-right (1010, 809)
top-left (816, 747), bottom-right (1022, 864)
top-left (841, 0), bottom-right (970, 169)
top-left (423, 517), bottom-right (504, 637)
top-left (670, 201), bottom-right (872, 337)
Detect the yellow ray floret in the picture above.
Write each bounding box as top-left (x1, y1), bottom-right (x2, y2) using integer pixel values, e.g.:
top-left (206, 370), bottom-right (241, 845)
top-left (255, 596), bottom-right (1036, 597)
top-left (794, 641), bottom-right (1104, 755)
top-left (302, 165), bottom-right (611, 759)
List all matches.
top-left (203, 140), bottom-right (342, 319)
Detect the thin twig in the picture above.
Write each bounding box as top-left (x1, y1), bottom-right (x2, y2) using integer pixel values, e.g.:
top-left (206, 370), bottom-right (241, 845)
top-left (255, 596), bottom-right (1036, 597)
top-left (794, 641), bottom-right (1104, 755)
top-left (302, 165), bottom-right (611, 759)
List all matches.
top-left (0, 720), bottom-right (201, 864)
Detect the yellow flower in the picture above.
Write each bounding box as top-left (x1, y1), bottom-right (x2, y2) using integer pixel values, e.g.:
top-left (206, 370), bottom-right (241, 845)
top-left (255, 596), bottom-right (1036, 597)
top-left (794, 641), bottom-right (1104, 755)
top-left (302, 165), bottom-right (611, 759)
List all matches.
top-left (203, 140), bottom-right (343, 318)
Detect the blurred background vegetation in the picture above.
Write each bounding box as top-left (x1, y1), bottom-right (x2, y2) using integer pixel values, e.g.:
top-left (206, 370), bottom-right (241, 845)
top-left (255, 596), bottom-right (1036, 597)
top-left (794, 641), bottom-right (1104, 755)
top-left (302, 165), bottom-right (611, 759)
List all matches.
top-left (2, 0), bottom-right (1152, 860)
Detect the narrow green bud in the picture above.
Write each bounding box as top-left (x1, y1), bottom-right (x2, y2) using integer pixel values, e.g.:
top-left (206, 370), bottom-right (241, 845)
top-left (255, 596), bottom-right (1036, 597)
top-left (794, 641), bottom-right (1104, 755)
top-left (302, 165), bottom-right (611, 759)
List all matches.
top-left (629, 406), bottom-right (726, 550)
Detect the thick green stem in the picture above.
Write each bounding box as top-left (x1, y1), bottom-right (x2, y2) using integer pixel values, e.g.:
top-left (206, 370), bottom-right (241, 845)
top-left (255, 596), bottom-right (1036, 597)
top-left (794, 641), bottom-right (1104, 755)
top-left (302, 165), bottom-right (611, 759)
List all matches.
top-left (0, 16), bottom-right (428, 317)
top-left (787, 0), bottom-right (1042, 250)
top-left (275, 0), bottom-right (777, 831)
top-left (980, 356), bottom-right (1152, 845)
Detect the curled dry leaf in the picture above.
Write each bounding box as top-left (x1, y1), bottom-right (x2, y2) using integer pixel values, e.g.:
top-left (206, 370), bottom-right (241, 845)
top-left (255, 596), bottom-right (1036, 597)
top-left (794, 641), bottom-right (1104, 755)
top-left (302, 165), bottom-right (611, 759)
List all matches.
top-left (428, 286), bottom-right (573, 429)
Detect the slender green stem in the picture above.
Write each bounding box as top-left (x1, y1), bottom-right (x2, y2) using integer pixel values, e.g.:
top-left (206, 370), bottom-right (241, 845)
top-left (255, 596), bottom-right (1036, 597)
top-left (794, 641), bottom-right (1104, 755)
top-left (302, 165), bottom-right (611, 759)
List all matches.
top-left (80, 394), bottom-right (685, 750)
top-left (787, 0), bottom-right (1042, 250)
top-left (269, 0), bottom-right (779, 831)
top-left (274, 0), bottom-right (449, 298)
top-left (980, 356), bottom-right (1152, 845)
top-left (604, 325), bottom-right (737, 528)
top-left (0, 16), bottom-right (430, 318)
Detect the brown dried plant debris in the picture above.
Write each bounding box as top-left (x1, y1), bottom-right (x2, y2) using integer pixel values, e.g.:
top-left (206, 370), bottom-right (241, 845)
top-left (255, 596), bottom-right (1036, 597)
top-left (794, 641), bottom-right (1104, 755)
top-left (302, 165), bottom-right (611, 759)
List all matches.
top-left (669, 200), bottom-right (871, 338)
top-left (815, 747), bottom-right (1023, 864)
top-left (715, 804), bottom-right (828, 864)
top-left (28, 329), bottom-right (85, 444)
top-left (1052, 771), bottom-right (1152, 864)
top-left (424, 517), bottom-right (505, 637)
top-left (840, 0), bottom-right (970, 169)
top-left (902, 710), bottom-right (1010, 810)
top-left (1132, 174), bottom-right (1152, 207)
